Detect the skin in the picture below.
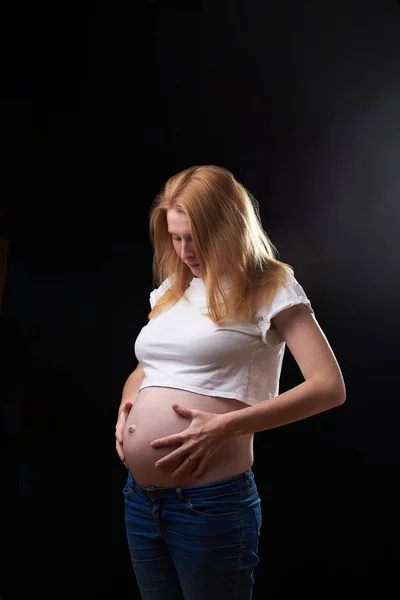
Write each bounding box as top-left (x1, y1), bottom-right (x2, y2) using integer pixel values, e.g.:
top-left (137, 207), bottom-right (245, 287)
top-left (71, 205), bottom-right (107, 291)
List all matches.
top-left (167, 208), bottom-right (202, 277)
top-left (148, 210), bottom-right (346, 478)
top-left (116, 208), bottom-right (346, 481)
top-left (151, 303), bottom-right (346, 479)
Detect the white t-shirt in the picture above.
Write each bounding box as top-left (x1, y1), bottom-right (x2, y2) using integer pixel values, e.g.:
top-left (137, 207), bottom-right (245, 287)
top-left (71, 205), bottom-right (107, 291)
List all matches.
top-left (134, 273), bottom-right (314, 406)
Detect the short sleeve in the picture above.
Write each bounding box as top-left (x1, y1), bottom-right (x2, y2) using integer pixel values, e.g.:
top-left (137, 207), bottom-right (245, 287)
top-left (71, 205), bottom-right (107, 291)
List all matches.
top-left (257, 274), bottom-right (314, 346)
top-left (149, 277), bottom-right (172, 309)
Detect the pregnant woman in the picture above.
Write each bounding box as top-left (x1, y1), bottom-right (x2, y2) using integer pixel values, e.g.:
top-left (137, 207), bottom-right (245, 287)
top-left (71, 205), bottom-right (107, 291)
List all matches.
top-left (115, 165), bottom-right (346, 600)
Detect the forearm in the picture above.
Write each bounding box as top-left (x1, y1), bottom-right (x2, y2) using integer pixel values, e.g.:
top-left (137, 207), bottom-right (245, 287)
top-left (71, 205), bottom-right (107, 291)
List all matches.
top-left (119, 370), bottom-right (144, 413)
top-left (223, 375), bottom-right (346, 437)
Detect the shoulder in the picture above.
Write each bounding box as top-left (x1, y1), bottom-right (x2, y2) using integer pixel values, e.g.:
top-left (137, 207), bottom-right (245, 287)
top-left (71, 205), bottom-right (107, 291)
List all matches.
top-left (149, 275), bottom-right (174, 309)
top-left (266, 273), bottom-right (313, 320)
top-left (257, 274), bottom-right (314, 345)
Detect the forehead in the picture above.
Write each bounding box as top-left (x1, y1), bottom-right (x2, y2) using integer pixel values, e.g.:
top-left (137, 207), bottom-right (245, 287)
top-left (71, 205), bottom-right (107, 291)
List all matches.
top-left (166, 209), bottom-right (191, 235)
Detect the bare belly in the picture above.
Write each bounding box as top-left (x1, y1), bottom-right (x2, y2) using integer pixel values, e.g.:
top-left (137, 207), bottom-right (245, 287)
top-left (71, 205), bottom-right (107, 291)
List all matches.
top-left (122, 386), bottom-right (254, 487)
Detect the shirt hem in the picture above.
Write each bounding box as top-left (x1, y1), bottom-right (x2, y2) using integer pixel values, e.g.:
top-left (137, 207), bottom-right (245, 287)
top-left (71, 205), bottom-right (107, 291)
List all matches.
top-left (138, 381), bottom-right (263, 406)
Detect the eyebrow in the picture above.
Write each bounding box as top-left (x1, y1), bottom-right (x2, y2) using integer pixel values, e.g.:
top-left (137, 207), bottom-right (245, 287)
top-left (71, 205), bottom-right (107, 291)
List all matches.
top-left (167, 231), bottom-right (192, 237)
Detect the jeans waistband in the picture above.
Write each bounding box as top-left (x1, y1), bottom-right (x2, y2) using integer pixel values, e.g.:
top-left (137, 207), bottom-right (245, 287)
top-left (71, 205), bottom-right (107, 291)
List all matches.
top-left (128, 468), bottom-right (255, 501)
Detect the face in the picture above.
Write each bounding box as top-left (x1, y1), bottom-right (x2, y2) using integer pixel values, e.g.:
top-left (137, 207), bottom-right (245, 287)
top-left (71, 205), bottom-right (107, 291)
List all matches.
top-left (167, 209), bottom-right (202, 277)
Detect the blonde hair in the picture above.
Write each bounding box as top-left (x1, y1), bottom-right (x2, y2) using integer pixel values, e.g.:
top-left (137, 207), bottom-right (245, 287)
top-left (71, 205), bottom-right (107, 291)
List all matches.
top-left (147, 165), bottom-right (294, 324)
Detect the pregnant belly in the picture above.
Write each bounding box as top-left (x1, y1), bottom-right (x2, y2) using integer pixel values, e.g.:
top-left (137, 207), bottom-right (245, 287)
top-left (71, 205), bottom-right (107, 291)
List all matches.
top-left (122, 386), bottom-right (254, 487)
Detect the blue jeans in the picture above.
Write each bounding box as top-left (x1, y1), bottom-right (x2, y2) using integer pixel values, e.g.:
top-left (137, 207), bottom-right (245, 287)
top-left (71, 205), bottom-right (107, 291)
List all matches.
top-left (123, 468), bottom-right (262, 599)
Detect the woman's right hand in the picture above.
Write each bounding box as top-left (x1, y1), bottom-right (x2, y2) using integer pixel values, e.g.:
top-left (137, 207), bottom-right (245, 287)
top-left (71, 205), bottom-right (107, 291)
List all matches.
top-left (115, 401), bottom-right (133, 467)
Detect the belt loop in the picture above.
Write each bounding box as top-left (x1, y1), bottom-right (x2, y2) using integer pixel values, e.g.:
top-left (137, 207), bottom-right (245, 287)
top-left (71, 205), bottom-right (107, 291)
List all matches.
top-left (245, 469), bottom-right (253, 487)
top-left (176, 487), bottom-right (185, 501)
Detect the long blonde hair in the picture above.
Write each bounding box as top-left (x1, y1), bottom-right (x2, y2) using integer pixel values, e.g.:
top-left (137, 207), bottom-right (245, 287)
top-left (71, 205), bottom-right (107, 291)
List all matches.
top-left (147, 165), bottom-right (293, 324)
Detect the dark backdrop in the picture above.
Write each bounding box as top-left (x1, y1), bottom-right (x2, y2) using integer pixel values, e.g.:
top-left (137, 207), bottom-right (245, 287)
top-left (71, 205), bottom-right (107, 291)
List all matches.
top-left (2, 1), bottom-right (400, 598)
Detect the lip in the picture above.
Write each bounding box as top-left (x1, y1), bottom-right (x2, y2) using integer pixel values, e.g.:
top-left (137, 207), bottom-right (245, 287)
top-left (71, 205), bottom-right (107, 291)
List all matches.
top-left (188, 263), bottom-right (199, 268)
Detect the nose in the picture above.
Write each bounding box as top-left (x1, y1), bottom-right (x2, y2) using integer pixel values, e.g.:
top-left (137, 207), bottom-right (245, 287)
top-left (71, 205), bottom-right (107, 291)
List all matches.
top-left (180, 241), bottom-right (195, 260)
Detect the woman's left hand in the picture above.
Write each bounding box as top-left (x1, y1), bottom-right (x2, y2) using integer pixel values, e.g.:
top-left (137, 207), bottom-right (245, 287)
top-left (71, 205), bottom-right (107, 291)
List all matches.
top-left (150, 404), bottom-right (230, 479)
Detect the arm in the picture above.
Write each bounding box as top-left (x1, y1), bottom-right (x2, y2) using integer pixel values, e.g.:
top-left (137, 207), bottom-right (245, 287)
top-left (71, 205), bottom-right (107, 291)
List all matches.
top-left (223, 303), bottom-right (346, 437)
top-left (152, 303), bottom-right (346, 479)
top-left (118, 362), bottom-right (145, 414)
top-left (115, 362), bottom-right (145, 465)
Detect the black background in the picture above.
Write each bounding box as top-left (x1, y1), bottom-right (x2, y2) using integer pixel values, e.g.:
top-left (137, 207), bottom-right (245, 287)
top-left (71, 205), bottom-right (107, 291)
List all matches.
top-left (1, 1), bottom-right (400, 598)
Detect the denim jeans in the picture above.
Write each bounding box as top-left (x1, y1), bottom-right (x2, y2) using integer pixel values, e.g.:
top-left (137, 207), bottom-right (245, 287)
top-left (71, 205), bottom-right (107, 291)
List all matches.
top-left (123, 468), bottom-right (262, 600)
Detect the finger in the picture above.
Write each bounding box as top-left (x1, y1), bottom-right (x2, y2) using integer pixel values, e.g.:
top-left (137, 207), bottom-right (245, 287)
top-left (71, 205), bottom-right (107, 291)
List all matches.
top-left (117, 450), bottom-right (126, 463)
top-left (171, 459), bottom-right (193, 479)
top-left (151, 434), bottom-right (183, 448)
top-left (191, 456), bottom-right (207, 479)
top-left (123, 401), bottom-right (133, 414)
top-left (115, 440), bottom-right (126, 463)
top-left (155, 449), bottom-right (187, 468)
top-left (170, 454), bottom-right (202, 479)
top-left (172, 404), bottom-right (193, 417)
